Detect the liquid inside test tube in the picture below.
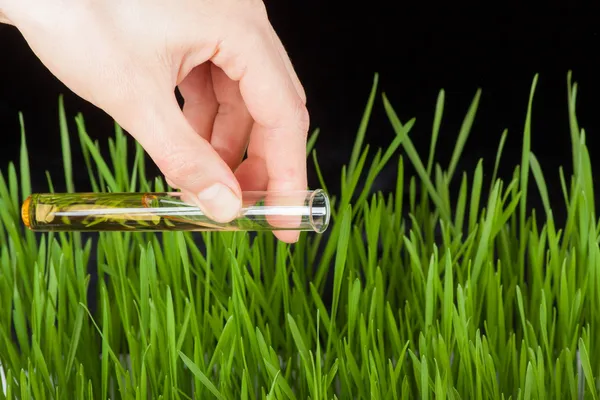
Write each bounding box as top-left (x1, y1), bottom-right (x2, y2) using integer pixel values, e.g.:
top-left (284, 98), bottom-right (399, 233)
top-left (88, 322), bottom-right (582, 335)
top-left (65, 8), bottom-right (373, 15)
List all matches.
top-left (21, 190), bottom-right (330, 233)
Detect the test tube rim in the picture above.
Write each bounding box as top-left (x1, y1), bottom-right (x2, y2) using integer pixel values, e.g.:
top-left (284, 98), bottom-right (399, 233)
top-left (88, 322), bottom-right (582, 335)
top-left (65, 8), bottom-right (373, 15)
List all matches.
top-left (309, 189), bottom-right (330, 233)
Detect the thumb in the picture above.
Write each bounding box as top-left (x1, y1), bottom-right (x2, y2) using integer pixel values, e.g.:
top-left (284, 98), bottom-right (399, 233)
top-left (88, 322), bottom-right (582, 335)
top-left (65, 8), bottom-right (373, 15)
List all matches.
top-left (119, 91), bottom-right (242, 223)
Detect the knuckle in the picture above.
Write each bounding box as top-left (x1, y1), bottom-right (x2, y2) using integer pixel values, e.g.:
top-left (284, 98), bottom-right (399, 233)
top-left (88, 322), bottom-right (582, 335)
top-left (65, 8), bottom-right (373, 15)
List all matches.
top-left (294, 103), bottom-right (311, 136)
top-left (211, 6), bottom-right (273, 80)
top-left (270, 164), bottom-right (306, 190)
top-left (280, 166), bottom-right (300, 182)
top-left (297, 85), bottom-right (307, 105)
top-left (263, 101), bottom-right (310, 140)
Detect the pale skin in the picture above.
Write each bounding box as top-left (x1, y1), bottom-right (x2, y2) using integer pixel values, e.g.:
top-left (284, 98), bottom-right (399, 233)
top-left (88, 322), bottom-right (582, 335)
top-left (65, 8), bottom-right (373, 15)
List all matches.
top-left (0, 0), bottom-right (309, 243)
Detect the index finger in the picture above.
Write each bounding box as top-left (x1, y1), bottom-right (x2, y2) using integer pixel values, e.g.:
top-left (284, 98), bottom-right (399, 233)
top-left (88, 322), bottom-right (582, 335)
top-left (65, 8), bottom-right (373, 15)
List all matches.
top-left (211, 21), bottom-right (309, 195)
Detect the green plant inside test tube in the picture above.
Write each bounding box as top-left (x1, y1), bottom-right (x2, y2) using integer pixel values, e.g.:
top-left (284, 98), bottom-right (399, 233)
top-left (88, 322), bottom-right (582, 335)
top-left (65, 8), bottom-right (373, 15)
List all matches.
top-left (21, 190), bottom-right (330, 233)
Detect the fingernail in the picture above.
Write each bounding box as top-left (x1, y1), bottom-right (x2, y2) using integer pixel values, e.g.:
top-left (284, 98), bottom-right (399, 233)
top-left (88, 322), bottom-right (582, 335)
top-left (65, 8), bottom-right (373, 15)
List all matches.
top-left (196, 183), bottom-right (241, 223)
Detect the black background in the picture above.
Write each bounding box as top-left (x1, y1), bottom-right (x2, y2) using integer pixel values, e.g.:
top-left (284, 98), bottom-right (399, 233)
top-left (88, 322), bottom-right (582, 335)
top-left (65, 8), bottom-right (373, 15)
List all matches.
top-left (1, 4), bottom-right (599, 215)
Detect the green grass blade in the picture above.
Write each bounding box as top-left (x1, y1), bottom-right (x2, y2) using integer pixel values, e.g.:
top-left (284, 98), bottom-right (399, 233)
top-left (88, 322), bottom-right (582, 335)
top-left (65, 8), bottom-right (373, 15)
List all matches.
top-left (58, 95), bottom-right (75, 193)
top-left (179, 351), bottom-right (226, 400)
top-left (447, 89), bottom-right (481, 183)
top-left (348, 73), bottom-right (379, 180)
top-left (426, 90), bottom-right (445, 176)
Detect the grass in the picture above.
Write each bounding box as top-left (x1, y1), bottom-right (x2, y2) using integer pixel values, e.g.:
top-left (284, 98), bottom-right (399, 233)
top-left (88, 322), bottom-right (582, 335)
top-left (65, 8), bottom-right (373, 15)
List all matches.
top-left (0, 71), bottom-right (599, 399)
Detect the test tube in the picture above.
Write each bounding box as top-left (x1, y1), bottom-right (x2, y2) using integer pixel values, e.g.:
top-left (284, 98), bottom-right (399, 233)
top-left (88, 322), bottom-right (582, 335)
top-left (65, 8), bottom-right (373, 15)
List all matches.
top-left (21, 190), bottom-right (330, 233)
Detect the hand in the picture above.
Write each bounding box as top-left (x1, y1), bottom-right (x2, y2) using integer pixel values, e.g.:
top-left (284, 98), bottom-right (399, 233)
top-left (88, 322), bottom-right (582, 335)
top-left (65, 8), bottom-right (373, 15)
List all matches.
top-left (0, 0), bottom-right (309, 243)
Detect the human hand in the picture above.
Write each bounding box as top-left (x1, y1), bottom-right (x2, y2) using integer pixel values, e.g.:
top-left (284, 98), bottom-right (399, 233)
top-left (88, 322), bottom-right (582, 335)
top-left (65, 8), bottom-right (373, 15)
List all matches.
top-left (0, 0), bottom-right (309, 243)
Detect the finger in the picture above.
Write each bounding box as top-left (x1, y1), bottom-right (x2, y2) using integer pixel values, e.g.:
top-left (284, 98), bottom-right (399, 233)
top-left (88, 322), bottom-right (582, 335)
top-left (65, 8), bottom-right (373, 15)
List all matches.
top-left (246, 125), bottom-right (305, 243)
top-left (236, 119), bottom-right (305, 242)
top-left (178, 63), bottom-right (218, 141)
top-left (235, 157), bottom-right (268, 192)
top-left (211, 25), bottom-right (309, 242)
top-left (231, 30), bottom-right (306, 214)
top-left (122, 89), bottom-right (242, 223)
top-left (212, 26), bottom-right (309, 190)
top-left (235, 125), bottom-right (306, 243)
top-left (234, 153), bottom-right (268, 209)
top-left (236, 149), bottom-right (304, 242)
top-left (210, 63), bottom-right (254, 171)
top-left (270, 27), bottom-right (306, 104)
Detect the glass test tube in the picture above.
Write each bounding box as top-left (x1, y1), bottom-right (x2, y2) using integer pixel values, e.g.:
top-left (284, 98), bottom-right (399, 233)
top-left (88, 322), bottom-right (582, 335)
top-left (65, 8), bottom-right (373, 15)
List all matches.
top-left (21, 190), bottom-right (330, 233)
